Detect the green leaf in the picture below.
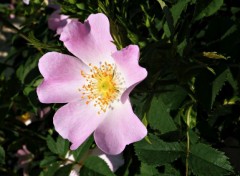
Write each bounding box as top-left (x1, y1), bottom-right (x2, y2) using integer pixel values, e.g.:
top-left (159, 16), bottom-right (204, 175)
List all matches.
top-left (158, 0), bottom-right (191, 37)
top-left (0, 146), bottom-right (5, 164)
top-left (40, 155), bottom-right (58, 167)
top-left (134, 134), bottom-right (183, 166)
top-left (23, 85), bottom-right (35, 96)
top-left (16, 55), bottom-right (39, 84)
top-left (163, 23), bottom-right (171, 38)
top-left (76, 3), bottom-right (85, 10)
top-left (220, 25), bottom-right (238, 41)
top-left (138, 163), bottom-right (159, 176)
top-left (160, 85), bottom-right (187, 110)
top-left (160, 164), bottom-right (181, 176)
top-left (69, 0), bottom-right (76, 4)
top-left (40, 162), bottom-right (60, 176)
top-left (47, 135), bottom-right (69, 157)
top-left (71, 135), bottom-right (94, 162)
top-left (188, 130), bottom-right (200, 144)
top-left (130, 92), bottom-right (149, 119)
top-left (142, 113), bottom-right (148, 127)
top-left (54, 164), bottom-right (73, 176)
top-left (148, 96), bottom-right (177, 133)
top-left (56, 136), bottom-right (69, 157)
top-left (211, 68), bottom-right (235, 107)
top-left (177, 39), bottom-right (187, 56)
top-left (80, 156), bottom-right (115, 176)
top-left (189, 143), bottom-right (233, 176)
top-left (157, 0), bottom-right (174, 37)
top-left (171, 0), bottom-right (191, 26)
top-left (27, 32), bottom-right (61, 51)
top-left (194, 0), bottom-right (224, 21)
top-left (46, 135), bottom-right (58, 155)
top-left (194, 67), bottom-right (237, 111)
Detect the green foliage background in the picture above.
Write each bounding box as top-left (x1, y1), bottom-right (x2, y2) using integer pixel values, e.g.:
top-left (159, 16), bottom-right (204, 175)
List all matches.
top-left (0, 0), bottom-right (240, 175)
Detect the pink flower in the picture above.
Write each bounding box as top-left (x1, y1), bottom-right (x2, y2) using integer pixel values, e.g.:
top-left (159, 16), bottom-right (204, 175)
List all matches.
top-left (37, 13), bottom-right (147, 154)
top-left (38, 106), bottom-right (51, 119)
top-left (48, 10), bottom-right (73, 35)
top-left (15, 145), bottom-right (34, 176)
top-left (9, 4), bottom-right (15, 19)
top-left (47, 4), bottom-right (76, 35)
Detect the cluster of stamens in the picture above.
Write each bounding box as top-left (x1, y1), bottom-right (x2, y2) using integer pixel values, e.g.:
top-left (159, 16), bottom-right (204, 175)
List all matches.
top-left (79, 62), bottom-right (125, 114)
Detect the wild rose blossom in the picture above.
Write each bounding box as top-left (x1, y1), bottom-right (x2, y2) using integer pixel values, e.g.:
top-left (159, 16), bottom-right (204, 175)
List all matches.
top-left (37, 13), bottom-right (147, 154)
top-left (47, 2), bottom-right (71, 35)
top-left (48, 9), bottom-right (74, 35)
top-left (15, 145), bottom-right (34, 176)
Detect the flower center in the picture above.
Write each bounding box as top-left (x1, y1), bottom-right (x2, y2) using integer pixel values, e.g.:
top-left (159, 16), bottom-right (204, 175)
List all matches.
top-left (80, 62), bottom-right (124, 114)
top-left (97, 77), bottom-right (115, 95)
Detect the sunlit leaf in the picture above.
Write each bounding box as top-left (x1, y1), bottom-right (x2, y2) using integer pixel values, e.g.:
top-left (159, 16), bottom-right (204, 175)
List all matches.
top-left (135, 134), bottom-right (183, 166)
top-left (189, 143), bottom-right (233, 176)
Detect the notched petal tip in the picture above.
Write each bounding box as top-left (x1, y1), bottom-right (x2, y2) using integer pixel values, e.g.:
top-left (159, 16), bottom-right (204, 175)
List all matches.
top-left (113, 44), bottom-right (148, 103)
top-left (59, 12), bottom-right (116, 66)
top-left (60, 20), bottom-right (90, 42)
top-left (87, 13), bottom-right (110, 26)
top-left (125, 44), bottom-right (140, 56)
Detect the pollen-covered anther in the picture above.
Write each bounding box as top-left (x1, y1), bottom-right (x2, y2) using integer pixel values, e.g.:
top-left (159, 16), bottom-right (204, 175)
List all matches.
top-left (79, 62), bottom-right (124, 113)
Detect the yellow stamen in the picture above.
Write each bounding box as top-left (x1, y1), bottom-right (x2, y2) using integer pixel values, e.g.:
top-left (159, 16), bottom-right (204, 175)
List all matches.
top-left (79, 62), bottom-right (124, 114)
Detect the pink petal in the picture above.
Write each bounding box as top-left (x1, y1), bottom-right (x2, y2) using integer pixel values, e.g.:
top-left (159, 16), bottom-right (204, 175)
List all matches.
top-left (48, 10), bottom-right (75, 35)
top-left (16, 149), bottom-right (26, 156)
top-left (94, 99), bottom-right (147, 154)
top-left (37, 52), bottom-right (87, 103)
top-left (53, 101), bottom-right (106, 150)
top-left (60, 13), bottom-right (117, 65)
top-left (48, 10), bottom-right (68, 31)
top-left (112, 45), bottom-right (147, 103)
top-left (38, 106), bottom-right (51, 119)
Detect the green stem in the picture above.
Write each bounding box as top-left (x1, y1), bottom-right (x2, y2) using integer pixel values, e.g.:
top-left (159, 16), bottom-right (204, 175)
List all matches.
top-left (0, 15), bottom-right (43, 54)
top-left (186, 106), bottom-right (191, 176)
top-left (123, 158), bottom-right (132, 176)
